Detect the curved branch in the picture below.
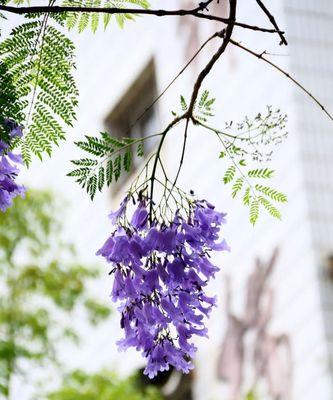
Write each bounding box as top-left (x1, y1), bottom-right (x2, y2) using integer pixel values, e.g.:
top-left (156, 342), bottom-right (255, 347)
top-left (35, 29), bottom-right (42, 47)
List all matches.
top-left (171, 118), bottom-right (190, 191)
top-left (148, 115), bottom-right (183, 221)
top-left (255, 0), bottom-right (288, 45)
top-left (188, 0), bottom-right (237, 115)
top-left (230, 39), bottom-right (333, 122)
top-left (0, 4), bottom-right (284, 36)
top-left (169, 0), bottom-right (237, 191)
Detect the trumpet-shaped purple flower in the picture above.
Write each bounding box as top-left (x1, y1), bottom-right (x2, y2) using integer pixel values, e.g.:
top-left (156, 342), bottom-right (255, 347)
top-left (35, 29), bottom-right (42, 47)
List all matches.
top-left (0, 119), bottom-right (25, 212)
top-left (97, 196), bottom-right (229, 378)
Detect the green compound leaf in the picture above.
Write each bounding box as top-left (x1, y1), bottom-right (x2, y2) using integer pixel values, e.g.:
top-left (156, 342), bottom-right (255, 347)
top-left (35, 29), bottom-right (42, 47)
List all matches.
top-left (255, 184), bottom-right (288, 202)
top-left (71, 158), bottom-right (98, 167)
top-left (258, 196), bottom-right (282, 220)
top-left (250, 198), bottom-right (259, 225)
top-left (87, 174), bottom-right (97, 200)
top-left (180, 95), bottom-right (188, 112)
top-left (98, 165), bottom-right (105, 192)
top-left (123, 149), bottom-right (132, 172)
top-left (217, 107), bottom-right (288, 224)
top-left (0, 21), bottom-right (78, 165)
top-left (248, 168), bottom-right (274, 179)
top-left (223, 165), bottom-right (236, 184)
top-left (106, 158), bottom-right (113, 186)
top-left (243, 186), bottom-right (251, 206)
top-left (62, 0), bottom-right (151, 32)
top-left (69, 131), bottom-right (149, 199)
top-left (232, 178), bottom-right (243, 198)
top-left (114, 154), bottom-right (121, 181)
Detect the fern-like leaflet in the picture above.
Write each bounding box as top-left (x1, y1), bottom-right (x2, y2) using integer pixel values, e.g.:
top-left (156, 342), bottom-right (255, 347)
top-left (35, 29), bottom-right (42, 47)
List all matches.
top-left (193, 100), bottom-right (289, 224)
top-left (62, 0), bottom-right (150, 32)
top-left (173, 91), bottom-right (215, 122)
top-left (222, 164), bottom-right (287, 224)
top-left (68, 131), bottom-right (159, 199)
top-left (194, 90), bottom-right (215, 122)
top-left (0, 19), bottom-right (78, 165)
top-left (170, 93), bottom-right (288, 224)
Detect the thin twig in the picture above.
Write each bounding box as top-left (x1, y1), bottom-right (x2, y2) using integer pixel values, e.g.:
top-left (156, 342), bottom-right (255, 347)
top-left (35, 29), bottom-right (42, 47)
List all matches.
top-left (165, 0), bottom-right (237, 195)
top-left (214, 129), bottom-right (258, 199)
top-left (230, 39), bottom-right (333, 122)
top-left (26, 0), bottom-right (56, 127)
top-left (187, 0), bottom-right (237, 115)
top-left (255, 0), bottom-right (287, 45)
top-left (128, 30), bottom-right (222, 133)
top-left (171, 118), bottom-right (190, 189)
top-left (148, 115), bottom-right (183, 221)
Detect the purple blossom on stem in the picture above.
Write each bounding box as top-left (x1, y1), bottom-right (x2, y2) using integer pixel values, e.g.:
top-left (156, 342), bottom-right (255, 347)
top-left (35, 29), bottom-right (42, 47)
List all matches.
top-left (0, 119), bottom-right (25, 212)
top-left (97, 195), bottom-right (229, 378)
top-left (3, 118), bottom-right (24, 139)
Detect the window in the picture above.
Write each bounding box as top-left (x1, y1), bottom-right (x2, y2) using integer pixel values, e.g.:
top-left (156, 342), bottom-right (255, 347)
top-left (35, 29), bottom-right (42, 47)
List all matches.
top-left (104, 59), bottom-right (159, 192)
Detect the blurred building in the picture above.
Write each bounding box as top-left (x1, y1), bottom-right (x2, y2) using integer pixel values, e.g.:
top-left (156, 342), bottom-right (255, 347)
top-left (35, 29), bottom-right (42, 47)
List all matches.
top-left (18, 0), bottom-right (333, 399)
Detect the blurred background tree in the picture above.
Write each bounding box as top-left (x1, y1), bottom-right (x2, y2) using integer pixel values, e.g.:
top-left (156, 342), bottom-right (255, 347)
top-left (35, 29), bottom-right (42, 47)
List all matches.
top-left (46, 370), bottom-right (162, 400)
top-left (0, 191), bottom-right (112, 399)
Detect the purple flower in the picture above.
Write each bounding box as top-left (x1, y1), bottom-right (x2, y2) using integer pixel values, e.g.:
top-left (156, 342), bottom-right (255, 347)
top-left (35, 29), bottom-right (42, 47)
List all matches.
top-left (97, 195), bottom-right (229, 378)
top-left (131, 201), bottom-right (148, 230)
top-left (3, 118), bottom-right (24, 139)
top-left (108, 195), bottom-right (129, 223)
top-left (0, 120), bottom-right (25, 212)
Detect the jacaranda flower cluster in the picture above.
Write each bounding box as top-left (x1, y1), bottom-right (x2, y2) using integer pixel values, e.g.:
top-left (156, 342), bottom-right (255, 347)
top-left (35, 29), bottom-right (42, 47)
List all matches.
top-left (0, 119), bottom-right (25, 212)
top-left (97, 195), bottom-right (229, 378)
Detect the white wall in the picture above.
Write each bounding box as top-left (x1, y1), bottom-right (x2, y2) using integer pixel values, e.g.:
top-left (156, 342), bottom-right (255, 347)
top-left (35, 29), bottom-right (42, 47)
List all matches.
top-left (4, 0), bottom-right (333, 398)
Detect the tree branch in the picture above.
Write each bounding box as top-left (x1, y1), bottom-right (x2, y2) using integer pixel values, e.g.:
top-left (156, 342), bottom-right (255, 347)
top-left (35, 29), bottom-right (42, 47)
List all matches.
top-left (0, 4), bottom-right (284, 36)
top-left (230, 39), bottom-right (333, 122)
top-left (148, 115), bottom-right (183, 221)
top-left (128, 30), bottom-right (222, 135)
top-left (255, 0), bottom-right (288, 45)
top-left (169, 0), bottom-right (237, 191)
top-left (187, 0), bottom-right (237, 115)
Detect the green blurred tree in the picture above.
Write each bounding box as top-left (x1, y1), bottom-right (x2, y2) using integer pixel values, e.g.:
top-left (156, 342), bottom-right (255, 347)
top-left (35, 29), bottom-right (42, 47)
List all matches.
top-left (47, 370), bottom-right (162, 400)
top-left (0, 191), bottom-right (111, 399)
top-left (245, 390), bottom-right (259, 400)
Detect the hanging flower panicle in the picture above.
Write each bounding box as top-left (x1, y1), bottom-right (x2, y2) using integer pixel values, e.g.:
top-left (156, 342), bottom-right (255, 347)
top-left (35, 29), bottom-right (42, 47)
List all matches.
top-left (97, 193), bottom-right (229, 378)
top-left (0, 119), bottom-right (25, 212)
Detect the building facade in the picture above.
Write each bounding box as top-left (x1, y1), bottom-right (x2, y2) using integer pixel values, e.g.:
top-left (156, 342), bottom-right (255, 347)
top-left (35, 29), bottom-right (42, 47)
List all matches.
top-left (16, 0), bottom-right (333, 399)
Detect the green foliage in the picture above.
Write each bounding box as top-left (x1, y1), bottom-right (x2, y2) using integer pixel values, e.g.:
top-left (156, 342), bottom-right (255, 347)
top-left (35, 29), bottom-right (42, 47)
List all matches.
top-left (243, 186), bottom-right (251, 206)
top-left (0, 191), bottom-right (110, 398)
top-left (0, 61), bottom-right (25, 144)
top-left (258, 195), bottom-right (281, 220)
top-left (254, 184), bottom-right (287, 202)
top-left (62, 0), bottom-right (150, 32)
top-left (222, 167), bottom-right (287, 224)
top-left (174, 90), bottom-right (215, 122)
top-left (231, 177), bottom-right (243, 198)
top-left (169, 97), bottom-right (287, 224)
top-left (245, 390), bottom-right (259, 400)
top-left (194, 89), bottom-right (215, 122)
top-left (248, 168), bottom-right (274, 179)
top-left (13, 0), bottom-right (28, 3)
top-left (180, 95), bottom-right (187, 112)
top-left (84, 299), bottom-right (112, 324)
top-left (249, 197), bottom-right (259, 225)
top-left (0, 19), bottom-right (78, 164)
top-left (46, 370), bottom-right (162, 400)
top-left (216, 107), bottom-right (288, 224)
top-left (223, 106), bottom-right (288, 163)
top-left (223, 165), bottom-right (236, 184)
top-left (68, 132), bottom-right (152, 199)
